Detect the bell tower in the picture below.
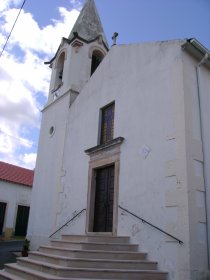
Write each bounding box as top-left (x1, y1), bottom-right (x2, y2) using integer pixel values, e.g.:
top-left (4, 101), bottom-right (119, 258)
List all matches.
top-left (46, 0), bottom-right (109, 104)
top-left (27, 0), bottom-right (109, 249)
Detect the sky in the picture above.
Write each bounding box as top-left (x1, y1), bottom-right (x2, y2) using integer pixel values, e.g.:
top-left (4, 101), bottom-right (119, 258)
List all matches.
top-left (0, 0), bottom-right (209, 170)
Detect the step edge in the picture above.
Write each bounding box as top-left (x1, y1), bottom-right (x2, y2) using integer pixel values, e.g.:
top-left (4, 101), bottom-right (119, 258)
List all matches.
top-left (39, 246), bottom-right (147, 254)
top-left (0, 270), bottom-right (23, 280)
top-left (51, 241), bottom-right (137, 246)
top-left (4, 263), bottom-right (67, 280)
top-left (16, 259), bottom-right (167, 274)
top-left (61, 235), bottom-right (130, 238)
top-left (30, 251), bottom-right (157, 264)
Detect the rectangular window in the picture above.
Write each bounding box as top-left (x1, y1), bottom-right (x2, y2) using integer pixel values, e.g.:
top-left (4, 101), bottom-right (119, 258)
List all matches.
top-left (100, 102), bottom-right (115, 144)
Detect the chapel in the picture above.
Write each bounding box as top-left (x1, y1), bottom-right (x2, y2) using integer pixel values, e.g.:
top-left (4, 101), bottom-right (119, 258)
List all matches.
top-left (26, 0), bottom-right (210, 279)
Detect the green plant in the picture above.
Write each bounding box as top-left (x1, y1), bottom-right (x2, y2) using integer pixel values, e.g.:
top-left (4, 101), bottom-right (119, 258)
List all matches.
top-left (23, 238), bottom-right (30, 250)
top-left (22, 238), bottom-right (30, 257)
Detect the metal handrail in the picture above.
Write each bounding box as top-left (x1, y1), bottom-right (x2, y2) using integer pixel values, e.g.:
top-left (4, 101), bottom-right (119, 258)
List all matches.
top-left (119, 205), bottom-right (183, 244)
top-left (49, 208), bottom-right (86, 238)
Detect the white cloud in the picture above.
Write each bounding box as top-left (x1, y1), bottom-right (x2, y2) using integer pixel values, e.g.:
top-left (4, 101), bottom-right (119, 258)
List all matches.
top-left (0, 1), bottom-right (80, 169)
top-left (20, 153), bottom-right (37, 169)
top-left (0, 124), bottom-right (33, 168)
top-left (70, 0), bottom-right (83, 9)
top-left (1, 6), bottom-right (80, 54)
top-left (0, 0), bottom-right (22, 12)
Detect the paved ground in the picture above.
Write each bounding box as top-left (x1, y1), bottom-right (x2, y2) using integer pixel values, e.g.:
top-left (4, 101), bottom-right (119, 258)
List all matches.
top-left (0, 241), bottom-right (24, 270)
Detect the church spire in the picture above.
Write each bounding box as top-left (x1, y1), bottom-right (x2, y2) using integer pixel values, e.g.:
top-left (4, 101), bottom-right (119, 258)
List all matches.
top-left (68, 0), bottom-right (108, 48)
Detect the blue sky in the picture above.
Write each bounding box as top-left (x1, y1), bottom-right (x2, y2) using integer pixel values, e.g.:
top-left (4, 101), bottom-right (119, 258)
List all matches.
top-left (0, 0), bottom-right (209, 169)
top-left (24, 0), bottom-right (210, 48)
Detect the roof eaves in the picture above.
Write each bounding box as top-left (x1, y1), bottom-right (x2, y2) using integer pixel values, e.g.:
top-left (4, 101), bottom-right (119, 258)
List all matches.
top-left (182, 38), bottom-right (210, 68)
top-left (0, 178), bottom-right (32, 187)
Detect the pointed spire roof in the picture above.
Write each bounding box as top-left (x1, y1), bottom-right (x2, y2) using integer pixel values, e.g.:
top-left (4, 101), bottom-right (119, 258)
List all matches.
top-left (68, 0), bottom-right (108, 48)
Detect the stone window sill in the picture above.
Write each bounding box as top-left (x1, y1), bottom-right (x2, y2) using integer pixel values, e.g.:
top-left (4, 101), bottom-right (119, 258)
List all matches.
top-left (85, 137), bottom-right (124, 155)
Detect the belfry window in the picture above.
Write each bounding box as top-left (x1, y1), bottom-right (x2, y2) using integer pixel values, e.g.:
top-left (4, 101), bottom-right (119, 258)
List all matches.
top-left (91, 50), bottom-right (104, 76)
top-left (100, 102), bottom-right (115, 144)
top-left (55, 52), bottom-right (65, 89)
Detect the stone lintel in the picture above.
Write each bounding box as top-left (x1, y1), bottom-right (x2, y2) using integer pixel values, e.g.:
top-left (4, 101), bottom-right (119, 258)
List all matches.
top-left (85, 137), bottom-right (124, 155)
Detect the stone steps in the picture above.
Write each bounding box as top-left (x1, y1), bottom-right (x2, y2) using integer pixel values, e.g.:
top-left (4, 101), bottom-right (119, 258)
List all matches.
top-left (0, 264), bottom-right (102, 280)
top-left (51, 240), bottom-right (139, 251)
top-left (0, 268), bottom-right (124, 280)
top-left (38, 246), bottom-right (148, 260)
top-left (0, 270), bottom-right (24, 280)
top-left (61, 235), bottom-right (130, 244)
top-left (3, 262), bottom-right (168, 280)
top-left (0, 235), bottom-right (168, 280)
top-left (29, 251), bottom-right (158, 270)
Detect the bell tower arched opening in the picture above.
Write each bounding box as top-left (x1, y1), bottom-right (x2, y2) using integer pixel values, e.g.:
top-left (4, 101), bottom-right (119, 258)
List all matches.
top-left (91, 50), bottom-right (104, 76)
top-left (55, 52), bottom-right (65, 89)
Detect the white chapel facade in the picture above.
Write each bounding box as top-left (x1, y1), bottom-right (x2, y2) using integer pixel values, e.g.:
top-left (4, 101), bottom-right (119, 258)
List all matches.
top-left (27, 1), bottom-right (210, 279)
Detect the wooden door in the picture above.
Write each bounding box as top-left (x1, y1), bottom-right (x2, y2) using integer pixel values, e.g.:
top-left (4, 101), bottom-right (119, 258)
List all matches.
top-left (93, 165), bottom-right (114, 232)
top-left (14, 205), bottom-right (30, 236)
top-left (0, 202), bottom-right (6, 235)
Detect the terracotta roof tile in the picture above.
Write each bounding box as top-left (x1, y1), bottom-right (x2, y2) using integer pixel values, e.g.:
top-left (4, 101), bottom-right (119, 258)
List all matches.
top-left (0, 161), bottom-right (34, 187)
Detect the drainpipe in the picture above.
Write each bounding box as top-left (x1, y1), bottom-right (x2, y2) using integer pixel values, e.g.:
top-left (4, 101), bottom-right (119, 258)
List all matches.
top-left (195, 49), bottom-right (210, 267)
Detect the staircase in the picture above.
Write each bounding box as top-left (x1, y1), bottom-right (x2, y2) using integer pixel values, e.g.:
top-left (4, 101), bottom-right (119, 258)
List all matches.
top-left (0, 235), bottom-right (168, 280)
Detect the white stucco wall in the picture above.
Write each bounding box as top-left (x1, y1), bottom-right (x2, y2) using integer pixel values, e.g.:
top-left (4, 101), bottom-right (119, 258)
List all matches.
top-left (57, 40), bottom-right (191, 279)
top-left (29, 39), bottom-right (209, 279)
top-left (0, 180), bottom-right (31, 236)
top-left (200, 65), bottom-right (210, 270)
top-left (27, 93), bottom-right (70, 248)
top-left (182, 50), bottom-right (209, 279)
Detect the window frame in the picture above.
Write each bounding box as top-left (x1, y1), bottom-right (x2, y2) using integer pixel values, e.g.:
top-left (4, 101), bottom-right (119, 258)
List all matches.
top-left (99, 102), bottom-right (115, 145)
